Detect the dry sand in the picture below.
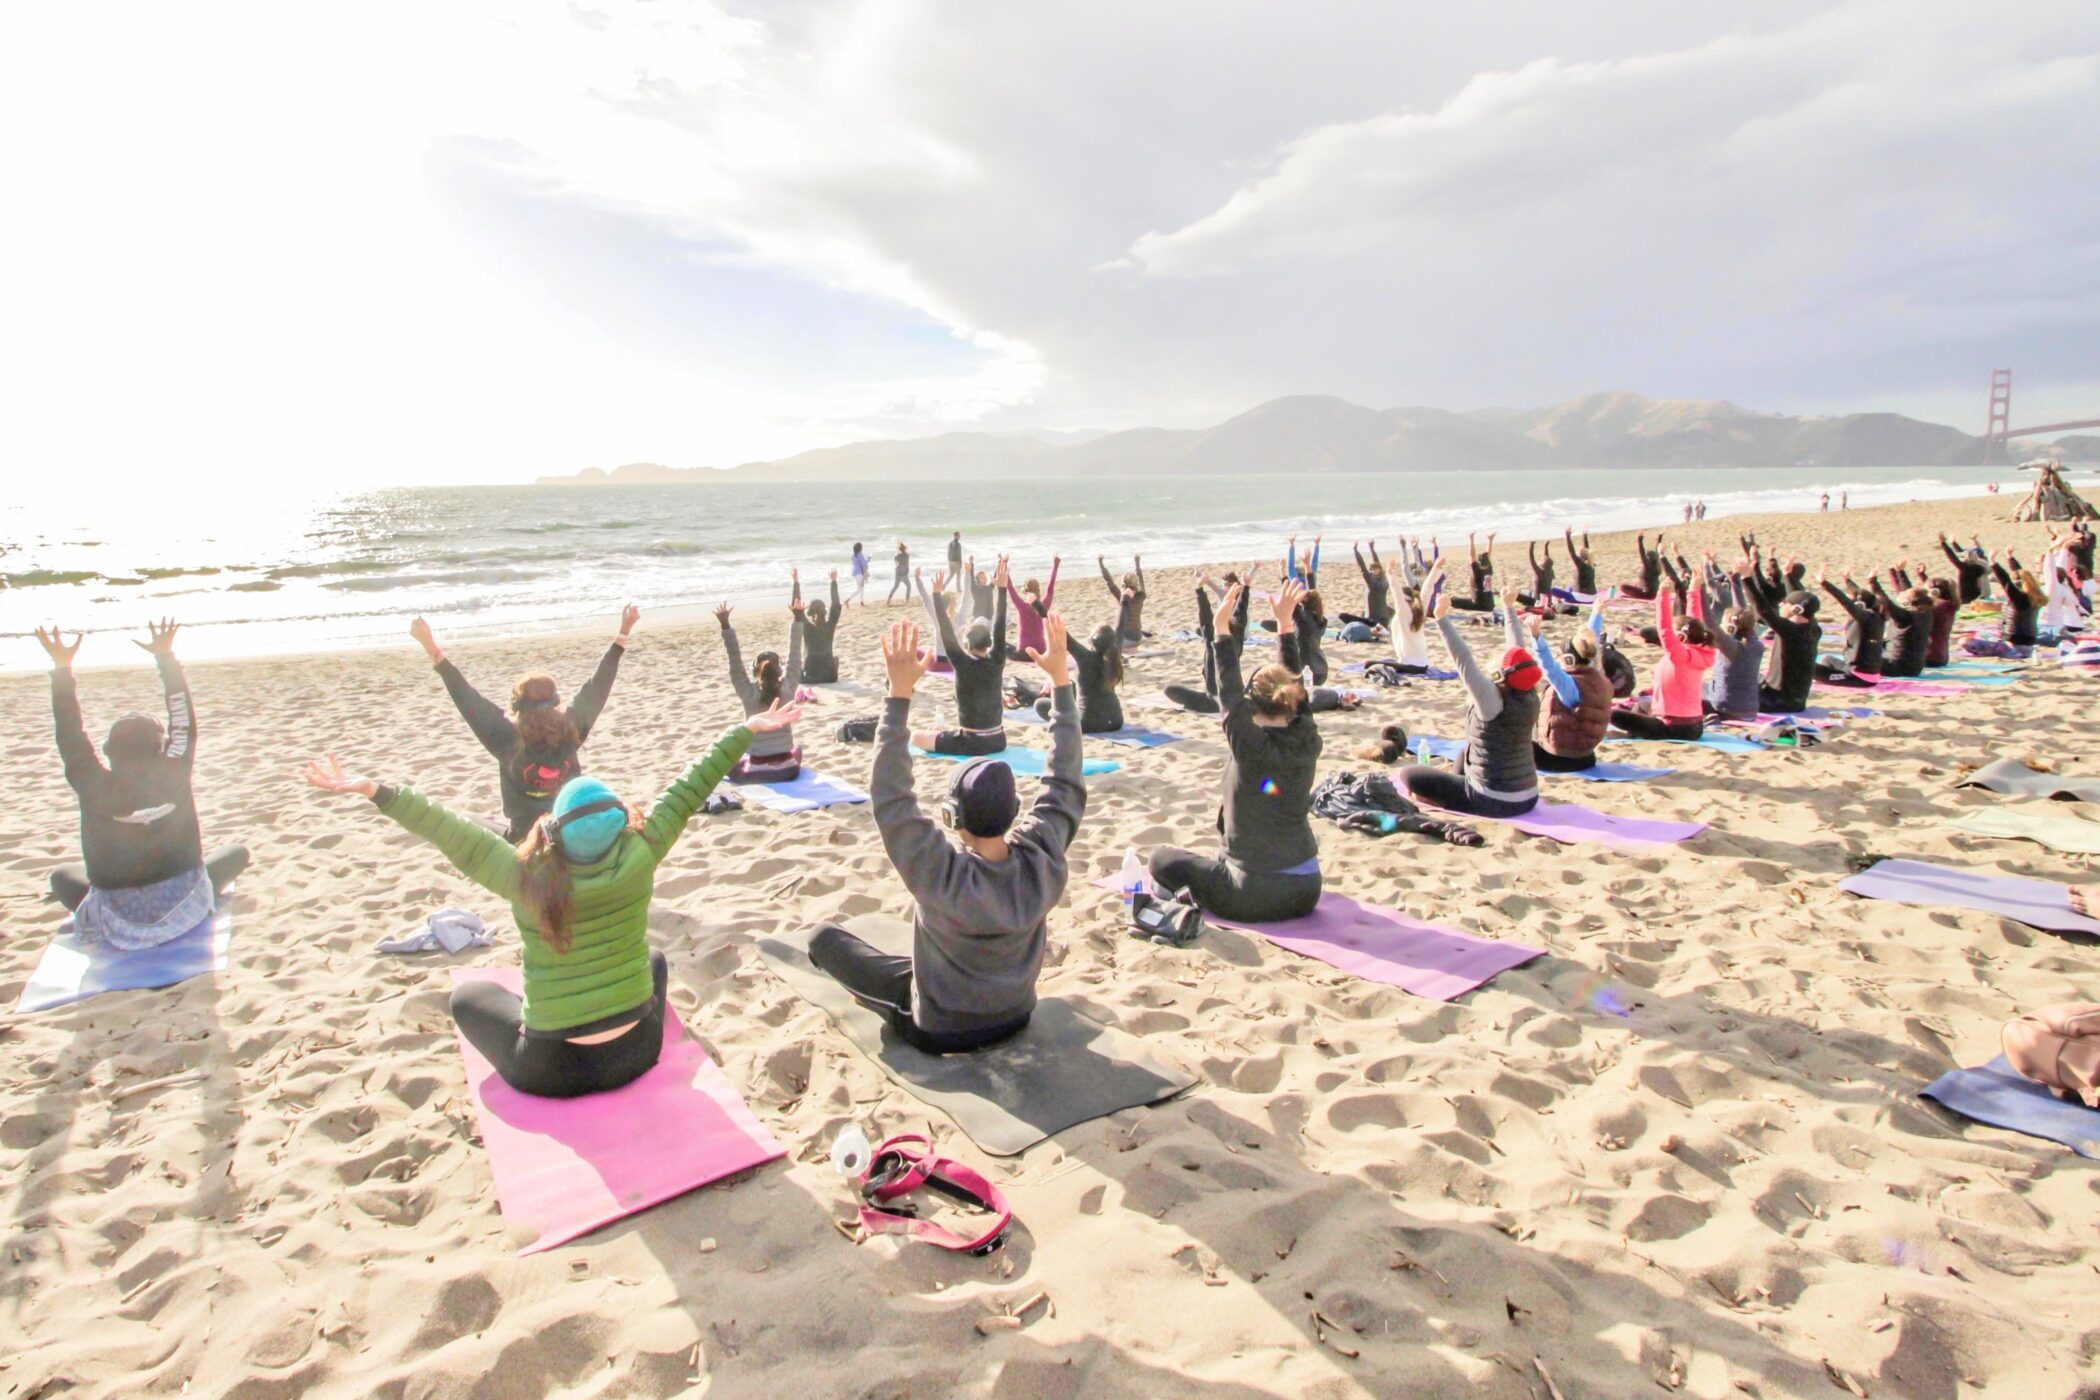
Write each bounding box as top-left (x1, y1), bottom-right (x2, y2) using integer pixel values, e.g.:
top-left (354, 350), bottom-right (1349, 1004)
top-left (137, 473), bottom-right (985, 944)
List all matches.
top-left (2, 494), bottom-right (2096, 1399)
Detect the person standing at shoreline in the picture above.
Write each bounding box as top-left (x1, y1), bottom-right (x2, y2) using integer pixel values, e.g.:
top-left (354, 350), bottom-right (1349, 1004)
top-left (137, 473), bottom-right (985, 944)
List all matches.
top-left (849, 543), bottom-right (870, 606)
top-left (887, 541), bottom-right (911, 605)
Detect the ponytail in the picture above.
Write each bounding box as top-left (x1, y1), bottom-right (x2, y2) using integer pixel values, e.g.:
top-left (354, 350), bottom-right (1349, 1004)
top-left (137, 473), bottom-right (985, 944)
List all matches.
top-left (514, 818), bottom-right (576, 954)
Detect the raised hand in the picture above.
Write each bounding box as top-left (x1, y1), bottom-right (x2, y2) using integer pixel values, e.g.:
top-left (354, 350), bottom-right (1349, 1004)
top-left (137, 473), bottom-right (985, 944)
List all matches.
top-left (714, 601), bottom-right (733, 625)
top-left (1432, 592), bottom-right (1453, 621)
top-left (790, 595), bottom-right (806, 615)
top-left (882, 619), bottom-right (929, 699)
top-left (1273, 577), bottom-right (1307, 628)
top-left (136, 617), bottom-right (180, 657)
top-left (302, 753), bottom-right (378, 799)
top-left (619, 603), bottom-right (641, 636)
top-left (1216, 582), bottom-right (1244, 622)
top-left (747, 699), bottom-right (806, 735)
top-left (1526, 613), bottom-right (1544, 639)
top-left (828, 568), bottom-right (838, 582)
top-left (35, 626), bottom-right (83, 669)
top-left (1027, 614), bottom-right (1072, 688)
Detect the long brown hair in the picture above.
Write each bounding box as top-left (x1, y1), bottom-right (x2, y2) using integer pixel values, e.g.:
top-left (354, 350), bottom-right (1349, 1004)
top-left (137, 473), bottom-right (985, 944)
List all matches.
top-left (1092, 624), bottom-right (1124, 690)
top-left (1354, 722), bottom-right (1410, 763)
top-left (753, 651), bottom-right (784, 705)
top-left (511, 675), bottom-right (580, 754)
top-left (514, 817), bottom-right (576, 954)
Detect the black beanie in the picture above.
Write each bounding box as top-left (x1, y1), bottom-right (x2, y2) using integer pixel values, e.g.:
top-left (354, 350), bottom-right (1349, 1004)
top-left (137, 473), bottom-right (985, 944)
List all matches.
top-left (950, 759), bottom-right (1019, 837)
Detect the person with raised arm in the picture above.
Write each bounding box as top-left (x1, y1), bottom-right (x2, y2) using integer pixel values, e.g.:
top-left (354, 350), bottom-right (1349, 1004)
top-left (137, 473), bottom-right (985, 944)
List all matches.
top-left (1396, 586), bottom-right (1542, 818)
top-left (914, 558), bottom-right (1011, 755)
top-left (1005, 556), bottom-right (1060, 662)
top-left (716, 596), bottom-right (805, 782)
top-left (791, 567), bottom-right (845, 684)
top-left (38, 620), bottom-right (249, 945)
top-left (1148, 578), bottom-right (1323, 922)
top-left (302, 700), bottom-right (799, 1097)
top-left (1098, 554), bottom-right (1147, 646)
top-left (411, 606), bottom-right (636, 841)
top-left (806, 615), bottom-right (1084, 1054)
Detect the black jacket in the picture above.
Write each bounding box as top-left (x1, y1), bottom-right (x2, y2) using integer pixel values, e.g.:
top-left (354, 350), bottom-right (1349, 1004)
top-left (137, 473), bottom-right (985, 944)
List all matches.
top-left (55, 656), bottom-right (204, 889)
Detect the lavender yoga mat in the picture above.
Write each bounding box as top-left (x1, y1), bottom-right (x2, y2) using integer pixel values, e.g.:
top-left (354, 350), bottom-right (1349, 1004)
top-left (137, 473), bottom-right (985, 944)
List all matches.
top-left (1921, 1056), bottom-right (2100, 1159)
top-left (1500, 802), bottom-right (1706, 848)
top-left (1838, 859), bottom-right (2100, 937)
top-left (451, 969), bottom-right (786, 1254)
top-left (1096, 859), bottom-right (1540, 1000)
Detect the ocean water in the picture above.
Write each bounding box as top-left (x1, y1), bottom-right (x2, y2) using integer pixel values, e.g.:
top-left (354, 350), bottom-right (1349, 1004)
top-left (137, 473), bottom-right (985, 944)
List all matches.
top-left (0, 464), bottom-right (2029, 669)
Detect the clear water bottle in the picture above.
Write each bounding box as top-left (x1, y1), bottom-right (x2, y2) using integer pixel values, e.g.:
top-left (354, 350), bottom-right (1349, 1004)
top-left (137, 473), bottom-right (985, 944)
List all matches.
top-left (831, 1124), bottom-right (871, 1178)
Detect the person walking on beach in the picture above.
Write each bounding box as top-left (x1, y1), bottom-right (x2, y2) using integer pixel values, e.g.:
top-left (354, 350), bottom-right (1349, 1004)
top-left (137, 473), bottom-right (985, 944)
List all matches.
top-left (849, 543), bottom-right (870, 606)
top-left (1841, 492), bottom-right (1849, 511)
top-left (37, 619), bottom-right (250, 945)
top-left (887, 542), bottom-right (911, 605)
top-left (1820, 493), bottom-right (1830, 512)
top-left (303, 702), bottom-right (800, 1097)
top-left (947, 531), bottom-right (964, 577)
top-left (805, 615), bottom-right (1084, 1054)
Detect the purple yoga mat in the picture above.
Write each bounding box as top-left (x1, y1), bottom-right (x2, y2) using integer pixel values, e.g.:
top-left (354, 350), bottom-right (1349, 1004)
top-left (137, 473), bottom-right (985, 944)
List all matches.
top-left (1410, 793), bottom-right (1705, 848)
top-left (452, 969), bottom-right (786, 1254)
top-left (1838, 859), bottom-right (2100, 937)
top-left (1094, 860), bottom-right (1540, 1000)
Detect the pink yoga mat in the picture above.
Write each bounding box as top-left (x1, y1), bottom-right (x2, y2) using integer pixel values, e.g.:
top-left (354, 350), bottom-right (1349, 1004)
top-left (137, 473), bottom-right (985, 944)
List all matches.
top-left (1095, 862), bottom-right (1540, 1000)
top-left (451, 969), bottom-right (785, 1254)
top-left (1815, 677), bottom-right (1967, 697)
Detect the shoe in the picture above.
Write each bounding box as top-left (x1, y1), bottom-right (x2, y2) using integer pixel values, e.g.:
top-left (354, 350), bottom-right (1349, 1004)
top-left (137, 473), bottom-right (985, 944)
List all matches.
top-left (1131, 892), bottom-right (1205, 947)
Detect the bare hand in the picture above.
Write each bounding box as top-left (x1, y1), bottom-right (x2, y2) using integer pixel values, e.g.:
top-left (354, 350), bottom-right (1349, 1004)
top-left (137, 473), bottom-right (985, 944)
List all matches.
top-left (136, 617), bottom-right (179, 657)
top-left (302, 753), bottom-right (378, 799)
top-left (1027, 614), bottom-right (1073, 688)
top-left (620, 603), bottom-right (641, 636)
top-left (35, 626), bottom-right (82, 669)
top-left (714, 601), bottom-right (733, 625)
top-left (746, 699), bottom-right (805, 735)
top-left (1432, 594), bottom-right (1453, 621)
top-left (1273, 578), bottom-right (1306, 629)
top-left (882, 620), bottom-right (929, 699)
top-left (1217, 583), bottom-right (1244, 621)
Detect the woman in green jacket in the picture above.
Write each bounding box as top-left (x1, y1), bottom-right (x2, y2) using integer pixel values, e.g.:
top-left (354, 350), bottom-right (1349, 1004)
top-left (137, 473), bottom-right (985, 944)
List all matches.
top-left (303, 702), bottom-right (801, 1098)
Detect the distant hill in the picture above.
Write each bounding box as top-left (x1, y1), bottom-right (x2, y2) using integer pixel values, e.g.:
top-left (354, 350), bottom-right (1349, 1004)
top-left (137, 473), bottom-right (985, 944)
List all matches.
top-left (534, 392), bottom-right (2015, 484)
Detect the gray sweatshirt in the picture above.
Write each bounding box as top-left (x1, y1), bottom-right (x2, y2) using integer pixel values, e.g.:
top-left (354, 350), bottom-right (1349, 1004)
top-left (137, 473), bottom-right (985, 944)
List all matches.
top-left (871, 683), bottom-right (1086, 1036)
top-left (722, 620), bottom-right (802, 758)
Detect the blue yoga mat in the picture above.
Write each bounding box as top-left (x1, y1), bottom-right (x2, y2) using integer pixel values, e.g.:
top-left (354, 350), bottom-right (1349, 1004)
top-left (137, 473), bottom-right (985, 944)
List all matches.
top-left (913, 745), bottom-right (1120, 777)
top-left (1921, 1056), bottom-right (2100, 1158)
top-left (1921, 669), bottom-right (2021, 686)
top-left (730, 770), bottom-right (868, 813)
top-left (1407, 735), bottom-right (1667, 782)
top-left (1002, 709), bottom-right (1181, 747)
top-left (16, 909), bottom-right (231, 1014)
top-left (1610, 732), bottom-right (1766, 755)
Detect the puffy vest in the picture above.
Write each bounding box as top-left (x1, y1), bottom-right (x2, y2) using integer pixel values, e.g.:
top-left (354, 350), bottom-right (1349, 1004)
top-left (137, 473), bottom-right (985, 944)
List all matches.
top-left (1462, 685), bottom-right (1541, 796)
top-left (1537, 661), bottom-right (1614, 757)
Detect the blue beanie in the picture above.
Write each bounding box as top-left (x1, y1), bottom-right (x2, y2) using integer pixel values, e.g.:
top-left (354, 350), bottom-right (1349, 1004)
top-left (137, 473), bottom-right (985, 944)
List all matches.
top-left (551, 776), bottom-right (626, 863)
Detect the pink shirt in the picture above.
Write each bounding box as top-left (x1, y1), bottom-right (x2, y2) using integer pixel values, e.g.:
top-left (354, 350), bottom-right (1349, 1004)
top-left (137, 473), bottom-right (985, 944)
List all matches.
top-left (1652, 589), bottom-right (1717, 720)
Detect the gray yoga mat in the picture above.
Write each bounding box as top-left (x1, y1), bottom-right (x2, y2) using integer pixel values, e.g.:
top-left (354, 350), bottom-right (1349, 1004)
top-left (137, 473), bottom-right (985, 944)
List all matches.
top-left (1959, 757), bottom-right (2100, 804)
top-left (756, 916), bottom-right (1196, 1155)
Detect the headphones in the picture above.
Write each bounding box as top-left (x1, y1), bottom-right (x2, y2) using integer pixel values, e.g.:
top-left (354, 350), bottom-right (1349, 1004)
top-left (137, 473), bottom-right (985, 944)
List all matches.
top-left (939, 758), bottom-right (993, 832)
top-left (551, 796), bottom-right (627, 832)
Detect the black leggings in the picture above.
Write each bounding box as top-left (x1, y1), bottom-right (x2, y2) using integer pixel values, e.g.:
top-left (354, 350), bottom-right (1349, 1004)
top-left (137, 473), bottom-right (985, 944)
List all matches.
top-left (929, 728), bottom-right (1007, 756)
top-left (1531, 743), bottom-right (1596, 772)
top-left (1813, 661), bottom-right (1873, 688)
top-left (1608, 709), bottom-right (1703, 740)
top-left (808, 925), bottom-right (1030, 1054)
top-left (1148, 848), bottom-right (1322, 923)
top-left (450, 951), bottom-right (668, 1099)
top-left (1397, 766), bottom-right (1537, 819)
top-left (886, 577), bottom-right (910, 603)
top-left (1164, 683), bottom-right (1221, 715)
top-left (1758, 685), bottom-right (1807, 714)
top-left (51, 845), bottom-right (251, 912)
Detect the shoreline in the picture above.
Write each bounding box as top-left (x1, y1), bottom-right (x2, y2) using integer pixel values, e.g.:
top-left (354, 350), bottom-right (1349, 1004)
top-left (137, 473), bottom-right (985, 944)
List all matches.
top-left (0, 474), bottom-right (2040, 678)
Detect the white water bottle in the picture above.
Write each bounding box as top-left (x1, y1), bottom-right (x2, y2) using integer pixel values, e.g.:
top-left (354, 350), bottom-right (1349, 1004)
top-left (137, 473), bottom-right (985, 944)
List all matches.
top-left (831, 1124), bottom-right (871, 1178)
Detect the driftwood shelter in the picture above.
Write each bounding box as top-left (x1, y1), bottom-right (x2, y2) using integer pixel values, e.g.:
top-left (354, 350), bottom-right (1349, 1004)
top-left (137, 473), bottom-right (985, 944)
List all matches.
top-left (2010, 460), bottom-right (2096, 522)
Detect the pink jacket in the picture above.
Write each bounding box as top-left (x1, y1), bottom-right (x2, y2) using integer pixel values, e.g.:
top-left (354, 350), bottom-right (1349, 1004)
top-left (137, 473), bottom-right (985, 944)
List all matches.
top-left (1653, 589), bottom-right (1717, 720)
top-left (1006, 558), bottom-right (1060, 657)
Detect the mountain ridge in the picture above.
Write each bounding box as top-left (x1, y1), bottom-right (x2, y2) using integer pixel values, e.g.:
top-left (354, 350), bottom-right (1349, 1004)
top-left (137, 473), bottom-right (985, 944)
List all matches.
top-left (536, 391), bottom-right (2075, 484)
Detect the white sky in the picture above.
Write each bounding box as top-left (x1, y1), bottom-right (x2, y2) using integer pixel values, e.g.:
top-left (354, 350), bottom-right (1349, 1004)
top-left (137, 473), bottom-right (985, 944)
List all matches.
top-left (1, 0), bottom-right (2094, 495)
